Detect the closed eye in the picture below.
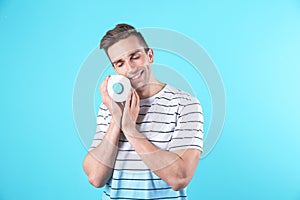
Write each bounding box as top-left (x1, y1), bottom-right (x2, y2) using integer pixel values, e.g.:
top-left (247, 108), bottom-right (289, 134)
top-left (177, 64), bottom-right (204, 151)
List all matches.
top-left (131, 52), bottom-right (142, 60)
top-left (132, 55), bottom-right (140, 59)
top-left (115, 61), bottom-right (124, 68)
top-left (112, 50), bottom-right (143, 67)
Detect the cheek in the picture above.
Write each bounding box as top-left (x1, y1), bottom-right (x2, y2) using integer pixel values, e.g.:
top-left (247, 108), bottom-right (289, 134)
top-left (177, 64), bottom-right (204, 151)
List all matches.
top-left (137, 57), bottom-right (148, 66)
top-left (115, 68), bottom-right (127, 76)
top-left (143, 66), bottom-right (150, 80)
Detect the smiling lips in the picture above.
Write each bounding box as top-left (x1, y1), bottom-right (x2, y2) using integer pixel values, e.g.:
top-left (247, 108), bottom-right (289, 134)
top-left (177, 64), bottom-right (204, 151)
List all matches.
top-left (130, 70), bottom-right (143, 81)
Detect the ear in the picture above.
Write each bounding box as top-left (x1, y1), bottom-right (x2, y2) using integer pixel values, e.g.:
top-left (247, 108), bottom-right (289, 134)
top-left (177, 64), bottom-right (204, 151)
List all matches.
top-left (147, 48), bottom-right (154, 63)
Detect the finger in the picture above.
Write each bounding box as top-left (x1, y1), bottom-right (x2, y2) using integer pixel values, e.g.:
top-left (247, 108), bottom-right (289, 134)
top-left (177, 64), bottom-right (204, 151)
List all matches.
top-left (134, 90), bottom-right (140, 107)
top-left (131, 90), bottom-right (137, 108)
top-left (124, 91), bottom-right (131, 111)
top-left (100, 75), bottom-right (110, 95)
top-left (117, 102), bottom-right (124, 110)
top-left (127, 90), bottom-right (133, 107)
top-left (100, 76), bottom-right (108, 91)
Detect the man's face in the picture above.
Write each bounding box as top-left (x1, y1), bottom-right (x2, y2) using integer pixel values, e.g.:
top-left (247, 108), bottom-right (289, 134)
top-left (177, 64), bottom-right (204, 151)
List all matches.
top-left (107, 35), bottom-right (154, 90)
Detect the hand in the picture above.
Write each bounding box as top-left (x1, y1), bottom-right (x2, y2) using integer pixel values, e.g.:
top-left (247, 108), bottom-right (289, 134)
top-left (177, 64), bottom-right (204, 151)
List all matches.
top-left (99, 75), bottom-right (124, 128)
top-left (122, 89), bottom-right (140, 135)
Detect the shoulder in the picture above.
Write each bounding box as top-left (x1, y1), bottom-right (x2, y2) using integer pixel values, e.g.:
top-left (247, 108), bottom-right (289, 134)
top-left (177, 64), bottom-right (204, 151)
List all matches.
top-left (163, 85), bottom-right (201, 106)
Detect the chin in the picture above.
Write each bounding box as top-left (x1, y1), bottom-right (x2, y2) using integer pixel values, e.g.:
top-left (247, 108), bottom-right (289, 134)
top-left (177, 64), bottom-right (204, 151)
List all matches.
top-left (132, 74), bottom-right (150, 90)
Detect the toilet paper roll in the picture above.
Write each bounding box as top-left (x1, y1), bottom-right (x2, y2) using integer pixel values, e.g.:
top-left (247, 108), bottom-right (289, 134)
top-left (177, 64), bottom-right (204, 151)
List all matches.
top-left (107, 75), bottom-right (132, 102)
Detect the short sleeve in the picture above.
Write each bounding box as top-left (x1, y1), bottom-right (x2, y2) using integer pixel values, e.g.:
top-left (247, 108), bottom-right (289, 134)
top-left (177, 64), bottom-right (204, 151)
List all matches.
top-left (89, 103), bottom-right (111, 151)
top-left (167, 98), bottom-right (204, 152)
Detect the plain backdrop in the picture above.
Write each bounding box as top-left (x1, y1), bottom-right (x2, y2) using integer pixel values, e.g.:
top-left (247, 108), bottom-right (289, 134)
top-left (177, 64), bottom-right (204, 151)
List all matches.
top-left (1, 1), bottom-right (300, 199)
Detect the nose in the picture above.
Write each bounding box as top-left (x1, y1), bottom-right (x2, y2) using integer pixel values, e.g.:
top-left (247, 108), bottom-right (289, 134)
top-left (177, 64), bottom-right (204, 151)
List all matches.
top-left (124, 60), bottom-right (137, 74)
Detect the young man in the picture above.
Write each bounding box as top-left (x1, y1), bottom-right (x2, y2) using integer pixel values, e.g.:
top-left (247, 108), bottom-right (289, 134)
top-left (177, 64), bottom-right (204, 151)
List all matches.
top-left (83, 24), bottom-right (204, 199)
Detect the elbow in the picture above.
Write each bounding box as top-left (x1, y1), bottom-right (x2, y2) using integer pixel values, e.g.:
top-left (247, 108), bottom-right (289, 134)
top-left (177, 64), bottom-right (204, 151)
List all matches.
top-left (82, 157), bottom-right (89, 176)
top-left (160, 168), bottom-right (191, 191)
top-left (88, 175), bottom-right (105, 188)
top-left (84, 164), bottom-right (106, 188)
top-left (170, 177), bottom-right (189, 191)
top-left (82, 155), bottom-right (106, 188)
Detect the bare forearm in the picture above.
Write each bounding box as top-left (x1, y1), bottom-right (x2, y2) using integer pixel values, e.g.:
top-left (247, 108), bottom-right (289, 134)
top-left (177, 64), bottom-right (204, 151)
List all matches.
top-left (83, 120), bottom-right (120, 187)
top-left (124, 129), bottom-right (192, 190)
top-left (90, 123), bottom-right (120, 168)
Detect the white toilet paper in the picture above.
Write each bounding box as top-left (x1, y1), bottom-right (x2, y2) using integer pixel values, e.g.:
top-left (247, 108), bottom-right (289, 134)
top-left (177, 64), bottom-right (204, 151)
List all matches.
top-left (107, 75), bottom-right (132, 102)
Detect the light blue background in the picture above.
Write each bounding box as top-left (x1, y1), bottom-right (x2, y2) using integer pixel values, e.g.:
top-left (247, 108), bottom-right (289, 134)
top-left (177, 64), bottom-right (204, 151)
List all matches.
top-left (1, 1), bottom-right (300, 199)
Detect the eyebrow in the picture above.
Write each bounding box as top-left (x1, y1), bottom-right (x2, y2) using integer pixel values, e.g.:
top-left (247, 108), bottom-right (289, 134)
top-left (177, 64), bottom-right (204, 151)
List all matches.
top-left (112, 49), bottom-right (142, 65)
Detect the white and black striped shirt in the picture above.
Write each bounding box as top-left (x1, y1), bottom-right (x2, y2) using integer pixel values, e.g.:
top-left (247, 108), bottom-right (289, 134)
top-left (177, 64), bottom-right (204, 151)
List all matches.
top-left (90, 84), bottom-right (203, 199)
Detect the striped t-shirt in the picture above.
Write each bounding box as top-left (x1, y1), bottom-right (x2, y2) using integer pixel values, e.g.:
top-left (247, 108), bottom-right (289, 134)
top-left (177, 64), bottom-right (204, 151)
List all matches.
top-left (90, 84), bottom-right (204, 200)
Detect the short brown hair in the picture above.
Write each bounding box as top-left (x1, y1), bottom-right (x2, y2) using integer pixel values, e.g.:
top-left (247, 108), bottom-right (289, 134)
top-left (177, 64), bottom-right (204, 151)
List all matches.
top-left (100, 23), bottom-right (149, 54)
